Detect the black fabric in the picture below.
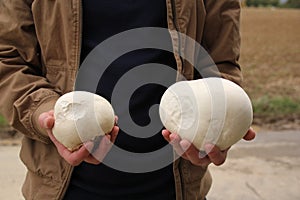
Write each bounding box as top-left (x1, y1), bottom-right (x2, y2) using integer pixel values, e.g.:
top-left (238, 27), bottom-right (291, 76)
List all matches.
top-left (64, 1), bottom-right (177, 199)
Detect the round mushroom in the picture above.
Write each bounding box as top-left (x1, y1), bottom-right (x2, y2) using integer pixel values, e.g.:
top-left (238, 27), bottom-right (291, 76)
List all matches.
top-left (52, 91), bottom-right (115, 151)
top-left (159, 77), bottom-right (253, 151)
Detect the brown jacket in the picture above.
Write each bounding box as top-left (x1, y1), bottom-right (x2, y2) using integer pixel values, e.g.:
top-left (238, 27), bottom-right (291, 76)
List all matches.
top-left (0, 0), bottom-right (242, 199)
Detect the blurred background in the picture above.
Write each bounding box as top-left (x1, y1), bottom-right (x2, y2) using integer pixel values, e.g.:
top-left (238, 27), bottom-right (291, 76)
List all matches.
top-left (0, 1), bottom-right (299, 199)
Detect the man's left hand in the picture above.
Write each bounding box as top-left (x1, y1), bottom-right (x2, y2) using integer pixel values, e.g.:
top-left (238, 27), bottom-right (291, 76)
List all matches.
top-left (162, 128), bottom-right (256, 166)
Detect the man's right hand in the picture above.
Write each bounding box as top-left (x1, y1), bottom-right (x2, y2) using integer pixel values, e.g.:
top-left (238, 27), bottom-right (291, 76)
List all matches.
top-left (38, 110), bottom-right (119, 166)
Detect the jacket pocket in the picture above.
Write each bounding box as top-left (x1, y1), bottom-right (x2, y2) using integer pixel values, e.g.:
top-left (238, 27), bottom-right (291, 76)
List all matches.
top-left (19, 137), bottom-right (67, 182)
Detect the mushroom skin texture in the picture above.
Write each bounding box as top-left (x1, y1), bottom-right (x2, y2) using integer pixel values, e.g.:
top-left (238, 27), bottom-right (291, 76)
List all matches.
top-left (52, 91), bottom-right (115, 151)
top-left (159, 77), bottom-right (253, 151)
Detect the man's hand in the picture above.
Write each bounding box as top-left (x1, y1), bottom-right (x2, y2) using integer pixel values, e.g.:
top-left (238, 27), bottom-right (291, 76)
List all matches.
top-left (38, 110), bottom-right (119, 166)
top-left (162, 128), bottom-right (256, 166)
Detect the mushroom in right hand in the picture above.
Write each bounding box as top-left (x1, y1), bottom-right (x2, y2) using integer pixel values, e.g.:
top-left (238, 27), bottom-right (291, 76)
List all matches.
top-left (159, 77), bottom-right (253, 151)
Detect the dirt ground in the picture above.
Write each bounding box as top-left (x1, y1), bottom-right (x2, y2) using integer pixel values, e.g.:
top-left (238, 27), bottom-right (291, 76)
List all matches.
top-left (207, 129), bottom-right (300, 200)
top-left (0, 145), bottom-right (25, 200)
top-left (0, 129), bottom-right (300, 200)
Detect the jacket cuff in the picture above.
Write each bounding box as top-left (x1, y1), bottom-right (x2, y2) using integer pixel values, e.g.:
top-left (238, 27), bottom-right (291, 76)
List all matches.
top-left (31, 96), bottom-right (58, 143)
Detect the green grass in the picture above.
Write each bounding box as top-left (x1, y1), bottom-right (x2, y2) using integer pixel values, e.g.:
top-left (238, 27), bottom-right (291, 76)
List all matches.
top-left (252, 96), bottom-right (300, 117)
top-left (0, 114), bottom-right (8, 127)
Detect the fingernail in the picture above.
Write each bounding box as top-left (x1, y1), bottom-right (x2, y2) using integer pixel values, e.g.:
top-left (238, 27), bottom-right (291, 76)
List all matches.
top-left (114, 116), bottom-right (118, 125)
top-left (198, 150), bottom-right (207, 158)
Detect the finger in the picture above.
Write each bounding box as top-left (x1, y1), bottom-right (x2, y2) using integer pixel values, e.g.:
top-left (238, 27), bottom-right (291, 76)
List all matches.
top-left (110, 126), bottom-right (119, 143)
top-left (45, 116), bottom-right (55, 129)
top-left (38, 112), bottom-right (55, 129)
top-left (243, 127), bottom-right (256, 141)
top-left (162, 129), bottom-right (171, 142)
top-left (162, 131), bottom-right (188, 159)
top-left (205, 144), bottom-right (227, 166)
top-left (114, 116), bottom-right (119, 125)
top-left (48, 130), bottom-right (93, 166)
top-left (63, 142), bottom-right (94, 166)
top-left (83, 141), bottom-right (102, 164)
top-left (169, 133), bottom-right (186, 157)
top-left (48, 110), bottom-right (55, 116)
top-left (38, 112), bottom-right (48, 128)
top-left (180, 140), bottom-right (211, 166)
top-left (90, 135), bottom-right (113, 162)
top-left (84, 155), bottom-right (101, 165)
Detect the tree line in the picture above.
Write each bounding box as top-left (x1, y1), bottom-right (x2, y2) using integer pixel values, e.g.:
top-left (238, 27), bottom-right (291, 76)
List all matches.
top-left (244, 0), bottom-right (300, 8)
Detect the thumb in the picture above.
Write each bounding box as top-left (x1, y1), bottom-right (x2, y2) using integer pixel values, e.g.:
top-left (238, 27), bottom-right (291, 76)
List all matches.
top-left (39, 112), bottom-right (55, 129)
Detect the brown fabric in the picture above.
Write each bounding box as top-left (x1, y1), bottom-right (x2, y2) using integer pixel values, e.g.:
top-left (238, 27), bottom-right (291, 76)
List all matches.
top-left (0, 0), bottom-right (242, 199)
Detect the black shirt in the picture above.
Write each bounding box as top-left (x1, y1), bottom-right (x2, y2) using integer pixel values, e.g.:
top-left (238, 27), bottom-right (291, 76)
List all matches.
top-left (64, 1), bottom-right (177, 199)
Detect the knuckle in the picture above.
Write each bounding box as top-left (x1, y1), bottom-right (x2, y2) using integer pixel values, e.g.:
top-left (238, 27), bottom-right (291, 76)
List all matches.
top-left (67, 158), bottom-right (81, 166)
top-left (213, 158), bottom-right (226, 166)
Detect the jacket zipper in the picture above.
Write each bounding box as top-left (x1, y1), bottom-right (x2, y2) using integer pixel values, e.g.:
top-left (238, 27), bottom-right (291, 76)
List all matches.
top-left (76, 0), bottom-right (83, 72)
top-left (170, 0), bottom-right (184, 75)
top-left (170, 2), bottom-right (185, 199)
top-left (58, 0), bottom-right (82, 198)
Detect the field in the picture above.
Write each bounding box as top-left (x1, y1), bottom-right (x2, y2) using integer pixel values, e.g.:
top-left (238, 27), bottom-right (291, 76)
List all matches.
top-left (239, 8), bottom-right (300, 129)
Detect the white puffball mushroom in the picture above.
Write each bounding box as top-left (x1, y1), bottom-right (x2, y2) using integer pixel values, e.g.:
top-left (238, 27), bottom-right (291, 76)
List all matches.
top-left (52, 91), bottom-right (115, 151)
top-left (159, 77), bottom-right (253, 151)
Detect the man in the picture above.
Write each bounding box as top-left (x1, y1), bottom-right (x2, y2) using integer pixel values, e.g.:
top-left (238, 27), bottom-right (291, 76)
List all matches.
top-left (0, 0), bottom-right (255, 199)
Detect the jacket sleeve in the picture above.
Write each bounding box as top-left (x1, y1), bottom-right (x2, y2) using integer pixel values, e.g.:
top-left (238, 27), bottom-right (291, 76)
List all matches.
top-left (202, 0), bottom-right (243, 85)
top-left (0, 0), bottom-right (60, 143)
